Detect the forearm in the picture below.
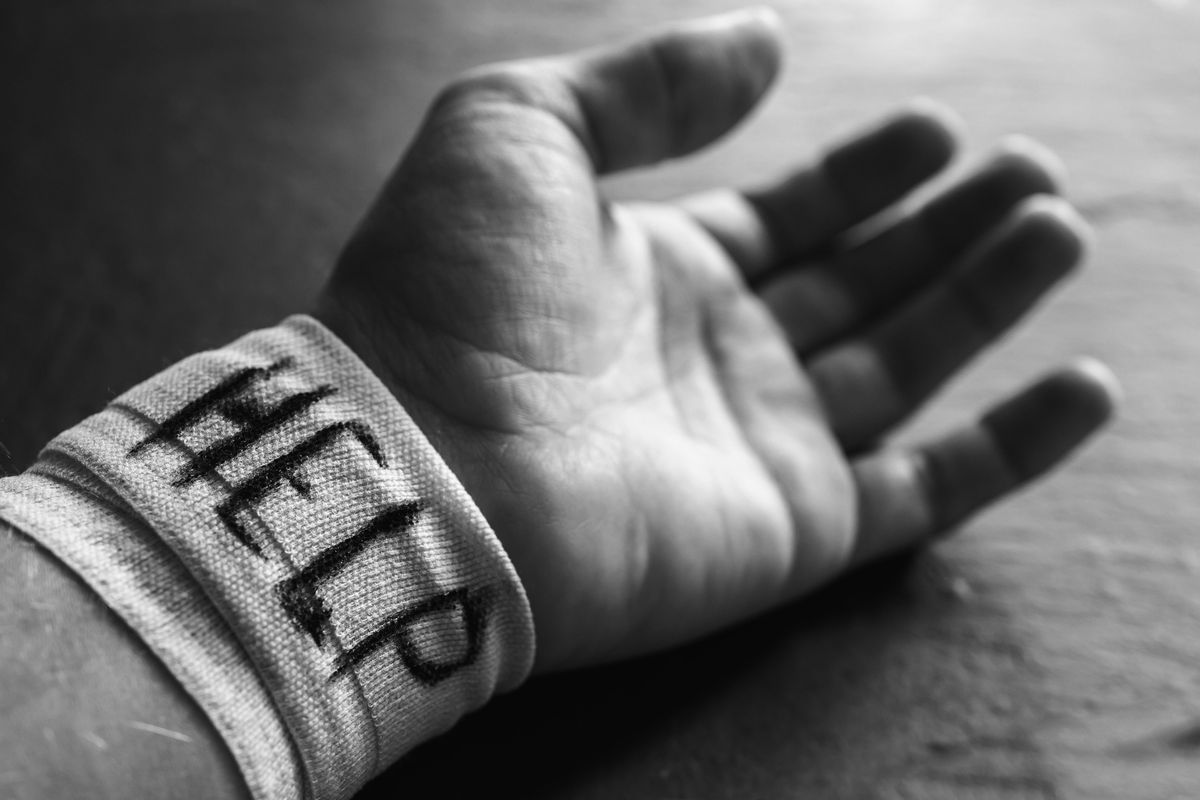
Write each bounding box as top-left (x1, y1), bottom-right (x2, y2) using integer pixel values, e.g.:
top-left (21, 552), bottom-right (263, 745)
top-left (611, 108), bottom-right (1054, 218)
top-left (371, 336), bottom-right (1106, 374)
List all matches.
top-left (0, 520), bottom-right (248, 800)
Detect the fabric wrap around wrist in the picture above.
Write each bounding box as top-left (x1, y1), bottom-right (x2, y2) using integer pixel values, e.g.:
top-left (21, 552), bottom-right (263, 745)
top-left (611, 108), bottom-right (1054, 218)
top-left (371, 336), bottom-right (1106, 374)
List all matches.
top-left (0, 315), bottom-right (536, 800)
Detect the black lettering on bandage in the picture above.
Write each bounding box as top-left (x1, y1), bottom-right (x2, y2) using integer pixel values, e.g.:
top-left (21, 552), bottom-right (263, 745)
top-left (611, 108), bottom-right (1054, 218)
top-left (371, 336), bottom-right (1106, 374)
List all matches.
top-left (128, 359), bottom-right (347, 494)
top-left (278, 502), bottom-right (424, 646)
top-left (128, 360), bottom-right (292, 457)
top-left (331, 587), bottom-right (491, 686)
top-left (172, 386), bottom-right (335, 486)
top-left (218, 421), bottom-right (387, 554)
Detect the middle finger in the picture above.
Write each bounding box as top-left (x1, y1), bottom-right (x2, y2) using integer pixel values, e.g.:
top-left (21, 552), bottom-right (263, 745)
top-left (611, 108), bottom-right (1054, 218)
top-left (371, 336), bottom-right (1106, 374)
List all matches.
top-left (761, 137), bottom-right (1065, 354)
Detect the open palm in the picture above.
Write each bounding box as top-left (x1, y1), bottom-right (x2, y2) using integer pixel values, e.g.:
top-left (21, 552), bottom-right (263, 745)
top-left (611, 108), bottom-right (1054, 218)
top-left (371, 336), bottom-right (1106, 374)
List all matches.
top-left (319, 9), bottom-right (1116, 671)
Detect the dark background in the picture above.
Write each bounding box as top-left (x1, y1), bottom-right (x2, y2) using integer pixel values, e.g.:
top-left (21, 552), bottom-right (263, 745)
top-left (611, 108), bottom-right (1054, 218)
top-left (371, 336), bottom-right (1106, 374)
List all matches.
top-left (3, 1), bottom-right (1200, 797)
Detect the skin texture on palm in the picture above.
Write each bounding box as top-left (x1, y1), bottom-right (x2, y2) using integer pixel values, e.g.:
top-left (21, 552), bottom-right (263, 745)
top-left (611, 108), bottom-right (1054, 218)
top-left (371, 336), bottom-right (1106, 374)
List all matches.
top-left (318, 8), bottom-right (1118, 672)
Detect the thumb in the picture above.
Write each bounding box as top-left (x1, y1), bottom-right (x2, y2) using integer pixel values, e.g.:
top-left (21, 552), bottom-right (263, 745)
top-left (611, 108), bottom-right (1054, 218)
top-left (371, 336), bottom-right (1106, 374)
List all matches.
top-left (561, 7), bottom-right (785, 174)
top-left (433, 8), bottom-right (785, 177)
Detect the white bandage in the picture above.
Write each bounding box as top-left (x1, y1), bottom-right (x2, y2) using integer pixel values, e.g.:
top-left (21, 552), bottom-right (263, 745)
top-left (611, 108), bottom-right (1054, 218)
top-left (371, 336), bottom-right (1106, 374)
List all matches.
top-left (0, 316), bottom-right (535, 800)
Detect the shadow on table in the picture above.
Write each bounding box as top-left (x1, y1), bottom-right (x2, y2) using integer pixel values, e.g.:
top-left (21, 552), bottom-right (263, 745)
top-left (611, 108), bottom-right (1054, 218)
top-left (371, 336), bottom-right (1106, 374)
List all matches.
top-left (359, 547), bottom-right (1054, 799)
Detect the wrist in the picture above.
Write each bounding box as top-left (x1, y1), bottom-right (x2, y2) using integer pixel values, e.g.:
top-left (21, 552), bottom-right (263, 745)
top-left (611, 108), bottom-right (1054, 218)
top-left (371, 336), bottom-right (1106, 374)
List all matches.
top-left (313, 292), bottom-right (566, 671)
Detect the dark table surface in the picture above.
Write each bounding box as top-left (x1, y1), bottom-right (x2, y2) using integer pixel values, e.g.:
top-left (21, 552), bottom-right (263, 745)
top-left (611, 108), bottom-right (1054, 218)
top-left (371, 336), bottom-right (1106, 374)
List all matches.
top-left (4, 1), bottom-right (1200, 797)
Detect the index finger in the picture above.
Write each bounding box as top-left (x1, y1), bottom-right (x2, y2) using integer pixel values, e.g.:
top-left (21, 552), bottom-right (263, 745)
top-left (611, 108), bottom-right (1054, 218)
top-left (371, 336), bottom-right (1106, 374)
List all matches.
top-left (681, 100), bottom-right (962, 281)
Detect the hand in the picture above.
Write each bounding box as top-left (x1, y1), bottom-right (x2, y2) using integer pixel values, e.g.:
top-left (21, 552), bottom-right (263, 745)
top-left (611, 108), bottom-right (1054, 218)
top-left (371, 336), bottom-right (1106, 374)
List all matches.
top-left (317, 8), bottom-right (1118, 672)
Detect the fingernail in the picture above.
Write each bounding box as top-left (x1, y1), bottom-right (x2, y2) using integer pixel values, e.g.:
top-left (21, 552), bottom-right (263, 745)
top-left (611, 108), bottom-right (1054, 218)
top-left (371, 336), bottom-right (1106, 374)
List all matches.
top-left (1020, 194), bottom-right (1095, 260)
top-left (1069, 357), bottom-right (1124, 415)
top-left (906, 96), bottom-right (968, 144)
top-left (705, 6), bottom-right (784, 35)
top-left (999, 134), bottom-right (1070, 192)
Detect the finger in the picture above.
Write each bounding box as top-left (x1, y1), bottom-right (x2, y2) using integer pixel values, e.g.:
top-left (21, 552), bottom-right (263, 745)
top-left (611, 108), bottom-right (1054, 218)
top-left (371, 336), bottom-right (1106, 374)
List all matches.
top-left (848, 359), bottom-right (1119, 568)
top-left (761, 136), bottom-right (1065, 353)
top-left (810, 195), bottom-right (1090, 450)
top-left (558, 7), bottom-right (784, 174)
top-left (681, 99), bottom-right (961, 280)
